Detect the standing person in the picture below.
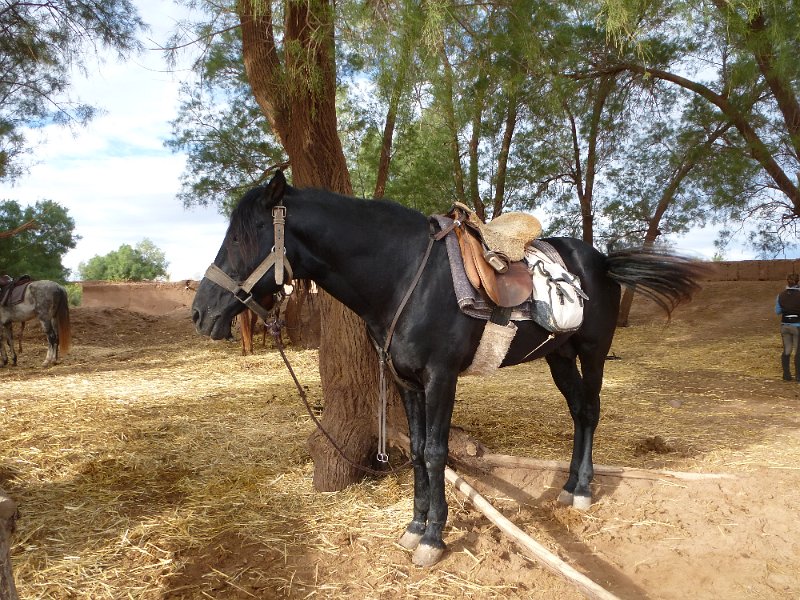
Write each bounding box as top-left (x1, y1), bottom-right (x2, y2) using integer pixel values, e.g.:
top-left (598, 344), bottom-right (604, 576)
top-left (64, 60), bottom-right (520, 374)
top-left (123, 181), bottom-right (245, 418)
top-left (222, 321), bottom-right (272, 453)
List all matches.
top-left (776, 273), bottom-right (800, 381)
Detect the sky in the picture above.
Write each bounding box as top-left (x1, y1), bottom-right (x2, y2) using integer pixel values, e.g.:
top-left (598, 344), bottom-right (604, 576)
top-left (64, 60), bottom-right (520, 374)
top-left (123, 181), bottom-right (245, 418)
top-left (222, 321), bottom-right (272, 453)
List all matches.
top-left (0, 0), bottom-right (228, 281)
top-left (0, 1), bottom-right (779, 282)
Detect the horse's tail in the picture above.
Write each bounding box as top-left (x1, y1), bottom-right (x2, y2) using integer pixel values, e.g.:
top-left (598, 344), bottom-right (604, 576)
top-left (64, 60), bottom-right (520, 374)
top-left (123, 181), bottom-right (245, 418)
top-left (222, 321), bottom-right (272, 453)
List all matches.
top-left (605, 248), bottom-right (709, 317)
top-left (56, 287), bottom-right (71, 354)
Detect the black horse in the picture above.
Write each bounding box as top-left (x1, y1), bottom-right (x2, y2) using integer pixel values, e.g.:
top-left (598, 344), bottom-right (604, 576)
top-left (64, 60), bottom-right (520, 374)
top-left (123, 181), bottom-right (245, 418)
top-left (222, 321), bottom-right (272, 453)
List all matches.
top-left (192, 171), bottom-right (704, 567)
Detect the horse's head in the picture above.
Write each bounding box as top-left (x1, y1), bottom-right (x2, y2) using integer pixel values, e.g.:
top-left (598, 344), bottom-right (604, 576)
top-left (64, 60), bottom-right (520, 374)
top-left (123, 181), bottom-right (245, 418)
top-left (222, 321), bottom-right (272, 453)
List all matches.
top-left (192, 170), bottom-right (289, 340)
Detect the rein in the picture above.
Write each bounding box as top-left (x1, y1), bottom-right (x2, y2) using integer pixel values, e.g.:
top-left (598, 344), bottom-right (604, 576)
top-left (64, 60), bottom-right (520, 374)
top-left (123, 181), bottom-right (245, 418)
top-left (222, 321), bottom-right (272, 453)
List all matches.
top-left (265, 311), bottom-right (406, 477)
top-left (373, 226), bottom-right (437, 462)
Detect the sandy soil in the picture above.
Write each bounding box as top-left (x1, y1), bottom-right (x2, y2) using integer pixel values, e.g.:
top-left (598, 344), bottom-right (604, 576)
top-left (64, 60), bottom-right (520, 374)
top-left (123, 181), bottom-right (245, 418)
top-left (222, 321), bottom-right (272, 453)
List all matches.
top-left (0, 280), bottom-right (798, 599)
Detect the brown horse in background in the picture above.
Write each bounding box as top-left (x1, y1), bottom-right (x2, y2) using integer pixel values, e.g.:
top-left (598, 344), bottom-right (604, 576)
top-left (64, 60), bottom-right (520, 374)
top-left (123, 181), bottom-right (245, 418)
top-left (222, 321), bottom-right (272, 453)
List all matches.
top-left (237, 294), bottom-right (275, 354)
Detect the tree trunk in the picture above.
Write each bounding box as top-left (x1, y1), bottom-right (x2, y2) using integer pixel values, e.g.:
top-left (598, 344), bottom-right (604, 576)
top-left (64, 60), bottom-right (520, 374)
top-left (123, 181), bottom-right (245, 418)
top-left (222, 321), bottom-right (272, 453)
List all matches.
top-left (468, 80), bottom-right (486, 221)
top-left (581, 76), bottom-right (614, 245)
top-left (239, 0), bottom-right (404, 491)
top-left (441, 42), bottom-right (467, 204)
top-left (373, 40), bottom-right (411, 200)
top-left (0, 493), bottom-right (18, 600)
top-left (492, 89), bottom-right (518, 218)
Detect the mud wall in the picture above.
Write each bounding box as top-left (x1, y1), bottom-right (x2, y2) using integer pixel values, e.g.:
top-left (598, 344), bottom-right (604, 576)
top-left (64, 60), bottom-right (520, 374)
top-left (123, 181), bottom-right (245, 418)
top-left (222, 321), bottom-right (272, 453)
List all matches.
top-left (707, 259), bottom-right (800, 281)
top-left (80, 281), bottom-right (198, 314)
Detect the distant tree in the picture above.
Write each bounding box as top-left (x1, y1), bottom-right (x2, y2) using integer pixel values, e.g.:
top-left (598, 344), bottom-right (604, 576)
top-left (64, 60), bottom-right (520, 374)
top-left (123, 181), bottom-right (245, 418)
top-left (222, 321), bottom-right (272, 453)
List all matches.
top-left (0, 199), bottom-right (78, 281)
top-left (0, 0), bottom-right (145, 181)
top-left (78, 239), bottom-right (169, 281)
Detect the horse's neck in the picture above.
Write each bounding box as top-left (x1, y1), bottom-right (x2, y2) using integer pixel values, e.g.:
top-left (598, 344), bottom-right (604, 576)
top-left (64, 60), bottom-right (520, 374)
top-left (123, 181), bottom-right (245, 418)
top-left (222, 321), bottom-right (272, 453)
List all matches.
top-left (290, 193), bottom-right (430, 321)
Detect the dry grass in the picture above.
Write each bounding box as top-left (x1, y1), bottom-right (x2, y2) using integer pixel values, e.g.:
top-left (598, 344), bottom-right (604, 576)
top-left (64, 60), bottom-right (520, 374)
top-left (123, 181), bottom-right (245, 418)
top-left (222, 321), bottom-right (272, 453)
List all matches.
top-left (0, 277), bottom-right (798, 599)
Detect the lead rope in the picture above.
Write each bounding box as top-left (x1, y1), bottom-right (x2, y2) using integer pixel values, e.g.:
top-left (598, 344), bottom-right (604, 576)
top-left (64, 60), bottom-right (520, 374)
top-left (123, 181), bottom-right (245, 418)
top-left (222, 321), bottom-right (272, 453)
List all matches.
top-left (266, 304), bottom-right (409, 476)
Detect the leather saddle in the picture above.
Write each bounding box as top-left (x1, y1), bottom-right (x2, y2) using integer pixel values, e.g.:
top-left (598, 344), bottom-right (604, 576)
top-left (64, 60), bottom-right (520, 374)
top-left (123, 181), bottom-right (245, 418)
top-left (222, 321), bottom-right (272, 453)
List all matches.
top-left (447, 205), bottom-right (542, 308)
top-left (0, 275), bottom-right (32, 307)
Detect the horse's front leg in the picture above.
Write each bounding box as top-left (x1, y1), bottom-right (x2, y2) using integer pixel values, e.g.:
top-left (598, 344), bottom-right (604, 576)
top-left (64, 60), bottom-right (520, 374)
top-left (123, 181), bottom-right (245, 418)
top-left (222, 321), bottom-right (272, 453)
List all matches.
top-left (1, 323), bottom-right (15, 367)
top-left (412, 373), bottom-right (457, 567)
top-left (398, 388), bottom-right (429, 551)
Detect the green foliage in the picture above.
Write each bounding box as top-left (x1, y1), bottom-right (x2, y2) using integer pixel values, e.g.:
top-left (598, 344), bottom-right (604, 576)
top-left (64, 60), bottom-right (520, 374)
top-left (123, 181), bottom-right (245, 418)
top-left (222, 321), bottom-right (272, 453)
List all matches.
top-left (0, 1), bottom-right (145, 182)
top-left (65, 283), bottom-right (83, 307)
top-left (597, 0), bottom-right (800, 248)
top-left (170, 0), bottom-right (798, 254)
top-left (0, 199), bottom-right (79, 281)
top-left (78, 239), bottom-right (169, 281)
top-left (164, 18), bottom-right (285, 215)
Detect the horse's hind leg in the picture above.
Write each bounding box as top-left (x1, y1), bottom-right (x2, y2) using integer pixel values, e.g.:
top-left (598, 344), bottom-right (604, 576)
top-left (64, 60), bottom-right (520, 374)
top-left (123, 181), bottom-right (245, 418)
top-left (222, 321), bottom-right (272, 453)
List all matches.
top-left (0, 325), bottom-right (7, 366)
top-left (41, 318), bottom-right (59, 366)
top-left (546, 347), bottom-right (603, 510)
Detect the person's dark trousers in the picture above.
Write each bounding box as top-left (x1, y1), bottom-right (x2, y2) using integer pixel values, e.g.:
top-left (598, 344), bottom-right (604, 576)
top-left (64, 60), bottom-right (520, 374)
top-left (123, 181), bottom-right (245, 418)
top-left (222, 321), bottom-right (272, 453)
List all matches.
top-left (782, 354), bottom-right (792, 381)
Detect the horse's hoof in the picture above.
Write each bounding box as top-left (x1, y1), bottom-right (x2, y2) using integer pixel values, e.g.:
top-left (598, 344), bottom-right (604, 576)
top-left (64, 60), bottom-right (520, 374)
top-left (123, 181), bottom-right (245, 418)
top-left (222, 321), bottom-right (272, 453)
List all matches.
top-left (398, 530), bottom-right (423, 550)
top-left (412, 543), bottom-right (445, 567)
top-left (557, 490), bottom-right (574, 506)
top-left (572, 495), bottom-right (592, 511)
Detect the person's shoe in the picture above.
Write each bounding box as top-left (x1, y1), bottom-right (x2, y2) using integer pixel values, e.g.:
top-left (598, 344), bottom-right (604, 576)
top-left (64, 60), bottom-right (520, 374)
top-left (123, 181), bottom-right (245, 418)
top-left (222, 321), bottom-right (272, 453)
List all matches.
top-left (782, 354), bottom-right (792, 380)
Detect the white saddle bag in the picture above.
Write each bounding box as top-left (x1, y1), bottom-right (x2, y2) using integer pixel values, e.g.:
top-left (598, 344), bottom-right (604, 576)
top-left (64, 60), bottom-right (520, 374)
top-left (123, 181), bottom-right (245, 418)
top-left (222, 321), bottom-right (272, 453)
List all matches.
top-left (525, 247), bottom-right (588, 333)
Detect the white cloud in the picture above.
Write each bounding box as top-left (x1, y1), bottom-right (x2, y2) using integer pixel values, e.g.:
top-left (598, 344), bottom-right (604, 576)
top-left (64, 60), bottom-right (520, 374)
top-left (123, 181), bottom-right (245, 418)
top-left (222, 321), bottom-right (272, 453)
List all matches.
top-left (0, 0), bottom-right (229, 281)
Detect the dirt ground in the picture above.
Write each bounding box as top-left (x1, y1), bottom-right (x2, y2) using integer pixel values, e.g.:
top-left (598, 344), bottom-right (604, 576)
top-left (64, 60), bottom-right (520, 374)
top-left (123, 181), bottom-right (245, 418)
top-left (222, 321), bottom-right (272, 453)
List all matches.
top-left (0, 280), bottom-right (798, 599)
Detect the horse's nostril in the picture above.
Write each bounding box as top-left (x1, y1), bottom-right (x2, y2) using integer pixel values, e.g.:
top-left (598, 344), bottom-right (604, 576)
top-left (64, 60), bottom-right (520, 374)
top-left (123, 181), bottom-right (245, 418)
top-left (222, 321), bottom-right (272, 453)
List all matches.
top-left (191, 309), bottom-right (201, 325)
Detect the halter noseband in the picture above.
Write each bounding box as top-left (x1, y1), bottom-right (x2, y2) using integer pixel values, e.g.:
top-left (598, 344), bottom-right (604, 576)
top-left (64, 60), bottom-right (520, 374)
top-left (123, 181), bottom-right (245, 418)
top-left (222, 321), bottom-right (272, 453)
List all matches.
top-left (203, 204), bottom-right (293, 321)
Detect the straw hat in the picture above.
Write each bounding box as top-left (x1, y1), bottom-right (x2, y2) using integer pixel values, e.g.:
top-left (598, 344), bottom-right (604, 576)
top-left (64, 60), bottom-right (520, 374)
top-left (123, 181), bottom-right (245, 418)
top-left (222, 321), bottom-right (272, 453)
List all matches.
top-left (454, 203), bottom-right (542, 262)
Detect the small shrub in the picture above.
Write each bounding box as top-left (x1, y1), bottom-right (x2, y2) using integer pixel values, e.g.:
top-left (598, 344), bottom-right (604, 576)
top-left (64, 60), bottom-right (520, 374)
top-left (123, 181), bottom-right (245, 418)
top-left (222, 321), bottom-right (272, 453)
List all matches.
top-left (65, 283), bottom-right (82, 307)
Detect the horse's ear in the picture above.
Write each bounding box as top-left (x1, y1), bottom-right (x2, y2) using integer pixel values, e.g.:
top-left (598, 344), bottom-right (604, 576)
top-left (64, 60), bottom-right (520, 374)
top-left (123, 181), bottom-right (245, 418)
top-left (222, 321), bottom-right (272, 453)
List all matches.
top-left (260, 170), bottom-right (287, 208)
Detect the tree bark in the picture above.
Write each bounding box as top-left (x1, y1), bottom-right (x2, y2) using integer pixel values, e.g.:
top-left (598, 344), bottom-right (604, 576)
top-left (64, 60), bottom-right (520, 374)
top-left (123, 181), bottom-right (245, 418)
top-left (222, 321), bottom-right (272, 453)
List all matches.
top-left (239, 0), bottom-right (402, 491)
top-left (0, 220), bottom-right (36, 240)
top-left (468, 79), bottom-right (487, 221)
top-left (441, 42), bottom-right (467, 204)
top-left (581, 75), bottom-right (614, 244)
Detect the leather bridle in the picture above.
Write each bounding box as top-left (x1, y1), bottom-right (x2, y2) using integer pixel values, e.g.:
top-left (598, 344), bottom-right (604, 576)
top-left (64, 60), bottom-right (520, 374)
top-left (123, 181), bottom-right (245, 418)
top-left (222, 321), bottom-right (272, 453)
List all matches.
top-left (203, 204), bottom-right (293, 320)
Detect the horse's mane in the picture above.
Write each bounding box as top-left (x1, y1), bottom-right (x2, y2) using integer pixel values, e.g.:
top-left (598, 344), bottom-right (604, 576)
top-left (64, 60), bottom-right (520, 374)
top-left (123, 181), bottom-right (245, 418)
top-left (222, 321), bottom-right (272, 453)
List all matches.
top-left (227, 186), bottom-right (268, 265)
top-left (227, 185), bottom-right (425, 265)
